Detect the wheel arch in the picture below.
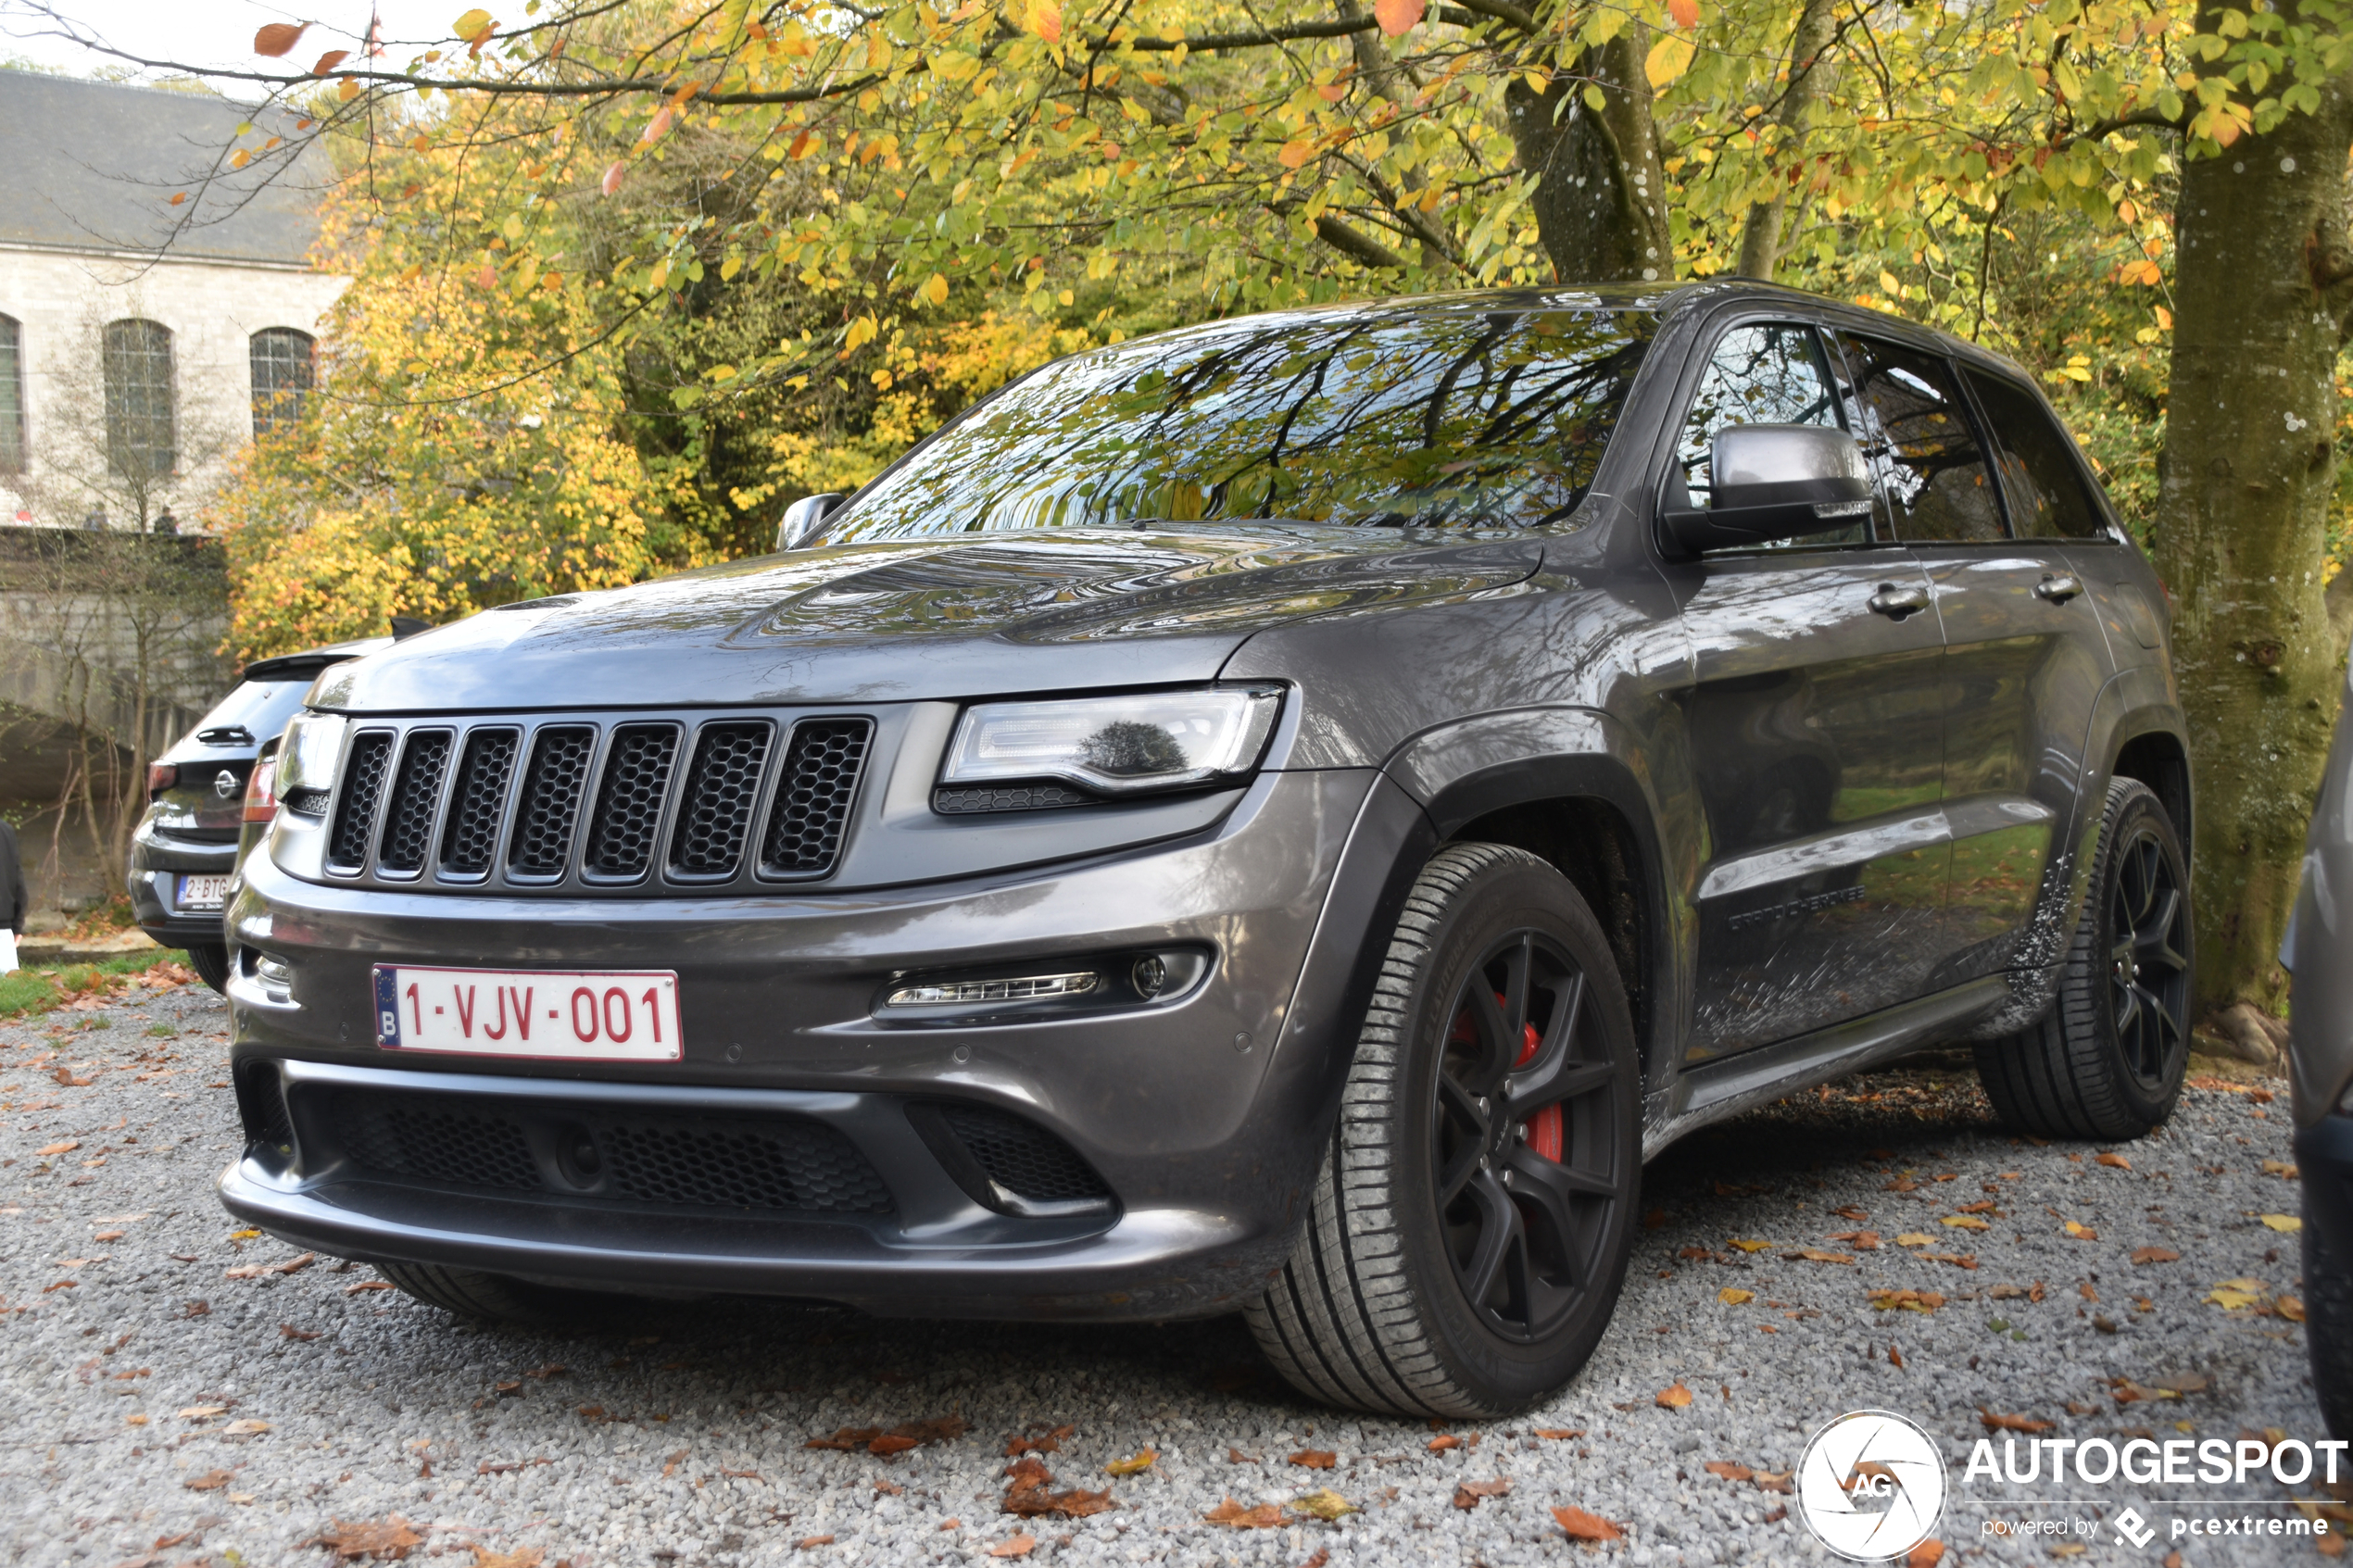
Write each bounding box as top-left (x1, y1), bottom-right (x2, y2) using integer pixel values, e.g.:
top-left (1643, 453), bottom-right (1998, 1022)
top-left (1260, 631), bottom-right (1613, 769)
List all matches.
top-left (2110, 721), bottom-right (2193, 848)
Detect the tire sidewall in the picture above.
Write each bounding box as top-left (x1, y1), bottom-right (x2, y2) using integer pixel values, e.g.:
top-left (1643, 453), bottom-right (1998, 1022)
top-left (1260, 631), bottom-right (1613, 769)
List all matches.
top-left (2083, 785), bottom-right (2192, 1127)
top-left (1386, 853), bottom-right (1642, 1410)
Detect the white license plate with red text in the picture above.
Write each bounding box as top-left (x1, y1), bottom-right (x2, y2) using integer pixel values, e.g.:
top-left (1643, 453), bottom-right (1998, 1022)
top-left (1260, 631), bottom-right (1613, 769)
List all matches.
top-left (371, 965), bottom-right (681, 1061)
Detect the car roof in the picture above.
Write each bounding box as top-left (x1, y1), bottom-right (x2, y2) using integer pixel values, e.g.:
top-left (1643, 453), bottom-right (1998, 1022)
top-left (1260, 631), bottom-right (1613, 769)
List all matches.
top-left (239, 635), bottom-right (395, 684)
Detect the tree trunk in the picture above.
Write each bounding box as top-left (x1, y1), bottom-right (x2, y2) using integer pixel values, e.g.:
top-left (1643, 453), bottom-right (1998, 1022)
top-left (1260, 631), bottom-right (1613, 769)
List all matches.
top-left (1505, 28), bottom-right (1673, 284)
top-left (1734, 0), bottom-right (1840, 281)
top-left (2153, 14), bottom-right (2353, 1020)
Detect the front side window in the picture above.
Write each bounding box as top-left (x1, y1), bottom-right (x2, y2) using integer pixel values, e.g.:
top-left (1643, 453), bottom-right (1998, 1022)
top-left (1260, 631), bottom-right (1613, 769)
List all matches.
top-left (822, 308), bottom-right (1657, 542)
top-left (1836, 333), bottom-right (2006, 544)
top-left (250, 327), bottom-right (315, 436)
top-left (1963, 370), bottom-right (2107, 540)
top-left (0, 314), bottom-right (24, 475)
top-left (102, 318), bottom-right (175, 480)
top-left (1674, 321), bottom-right (1865, 548)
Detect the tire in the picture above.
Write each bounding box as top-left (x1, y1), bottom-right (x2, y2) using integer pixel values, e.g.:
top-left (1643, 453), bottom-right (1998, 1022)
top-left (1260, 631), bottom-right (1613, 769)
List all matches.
top-left (2305, 1210), bottom-right (2353, 1441)
top-left (1246, 842), bottom-right (1642, 1418)
top-left (186, 943), bottom-right (232, 995)
top-left (372, 1261), bottom-right (636, 1327)
top-left (1974, 777), bottom-right (2192, 1141)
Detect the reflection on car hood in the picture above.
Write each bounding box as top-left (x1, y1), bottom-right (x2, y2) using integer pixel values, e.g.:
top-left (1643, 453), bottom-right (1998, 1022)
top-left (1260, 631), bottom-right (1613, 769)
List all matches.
top-left (310, 527), bottom-right (1544, 713)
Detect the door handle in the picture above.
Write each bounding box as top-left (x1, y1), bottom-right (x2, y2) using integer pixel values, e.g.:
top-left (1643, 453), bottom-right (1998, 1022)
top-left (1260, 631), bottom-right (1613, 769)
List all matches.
top-left (1869, 583), bottom-right (1931, 620)
top-left (2034, 572), bottom-right (2084, 604)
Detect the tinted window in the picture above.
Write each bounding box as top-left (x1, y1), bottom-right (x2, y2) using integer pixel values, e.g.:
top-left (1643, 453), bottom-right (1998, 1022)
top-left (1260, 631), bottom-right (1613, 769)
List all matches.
top-left (1676, 321), bottom-right (1865, 547)
top-left (1963, 370), bottom-right (2107, 539)
top-left (177, 678), bottom-right (315, 755)
top-left (824, 309), bottom-right (1655, 541)
top-left (1837, 334), bottom-right (2006, 543)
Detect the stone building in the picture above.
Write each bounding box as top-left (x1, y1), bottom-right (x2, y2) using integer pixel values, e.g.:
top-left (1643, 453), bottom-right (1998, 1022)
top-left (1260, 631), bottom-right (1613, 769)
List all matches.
top-left (0, 69), bottom-right (347, 532)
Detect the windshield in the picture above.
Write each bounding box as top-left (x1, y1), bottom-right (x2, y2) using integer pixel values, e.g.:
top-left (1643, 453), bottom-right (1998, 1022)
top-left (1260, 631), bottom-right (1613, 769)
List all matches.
top-left (822, 307), bottom-right (1655, 542)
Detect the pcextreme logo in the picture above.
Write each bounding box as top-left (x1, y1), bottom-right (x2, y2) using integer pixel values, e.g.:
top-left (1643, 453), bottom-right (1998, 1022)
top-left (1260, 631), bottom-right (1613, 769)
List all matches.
top-left (1796, 1410), bottom-right (1949, 1562)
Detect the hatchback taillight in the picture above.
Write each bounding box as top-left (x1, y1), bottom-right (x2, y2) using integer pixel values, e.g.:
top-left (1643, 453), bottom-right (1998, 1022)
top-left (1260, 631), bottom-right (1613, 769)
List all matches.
top-left (243, 755), bottom-right (279, 824)
top-left (147, 761), bottom-right (178, 795)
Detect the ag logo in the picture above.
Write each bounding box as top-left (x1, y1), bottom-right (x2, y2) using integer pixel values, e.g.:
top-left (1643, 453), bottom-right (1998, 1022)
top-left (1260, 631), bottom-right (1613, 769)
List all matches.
top-left (1796, 1410), bottom-right (1947, 1561)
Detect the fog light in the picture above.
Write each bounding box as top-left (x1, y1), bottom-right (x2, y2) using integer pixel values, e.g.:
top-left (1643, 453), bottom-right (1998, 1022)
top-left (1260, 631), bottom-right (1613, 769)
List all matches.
top-left (1132, 956), bottom-right (1169, 997)
top-left (885, 971), bottom-right (1102, 1008)
top-left (254, 953), bottom-right (294, 994)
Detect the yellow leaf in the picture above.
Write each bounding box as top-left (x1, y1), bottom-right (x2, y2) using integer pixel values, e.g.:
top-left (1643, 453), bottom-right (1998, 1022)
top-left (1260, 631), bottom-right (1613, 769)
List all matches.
top-left (1582, 84), bottom-right (1607, 112)
top-left (1293, 1487), bottom-right (1358, 1521)
top-left (1025, 0), bottom-right (1063, 44)
top-left (1104, 1449), bottom-right (1155, 1476)
top-left (1878, 270), bottom-right (1902, 295)
top-left (1942, 1215), bottom-right (1991, 1231)
top-left (231, 148), bottom-right (253, 169)
top-left (923, 272), bottom-right (949, 306)
top-left (1727, 1238), bottom-right (1771, 1253)
top-left (2261, 1214), bottom-right (2302, 1233)
top-left (453, 8), bottom-right (494, 44)
top-left (1644, 34), bottom-right (1693, 88)
top-left (1718, 1286), bottom-right (1753, 1306)
top-left (845, 314), bottom-right (878, 351)
top-left (2207, 1287), bottom-right (2261, 1311)
top-left (1894, 1233), bottom-right (1934, 1247)
top-left (2154, 306), bottom-right (2173, 330)
top-left (338, 77), bottom-right (360, 101)
top-left (2062, 1220), bottom-right (2097, 1239)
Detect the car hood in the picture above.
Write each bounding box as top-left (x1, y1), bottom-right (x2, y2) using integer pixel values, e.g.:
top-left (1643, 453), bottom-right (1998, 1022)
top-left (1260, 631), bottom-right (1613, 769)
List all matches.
top-left (310, 527), bottom-right (1542, 713)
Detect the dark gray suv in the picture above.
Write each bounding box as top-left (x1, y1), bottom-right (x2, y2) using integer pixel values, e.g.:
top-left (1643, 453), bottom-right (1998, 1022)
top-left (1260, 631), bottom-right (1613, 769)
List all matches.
top-left (220, 282), bottom-right (2193, 1416)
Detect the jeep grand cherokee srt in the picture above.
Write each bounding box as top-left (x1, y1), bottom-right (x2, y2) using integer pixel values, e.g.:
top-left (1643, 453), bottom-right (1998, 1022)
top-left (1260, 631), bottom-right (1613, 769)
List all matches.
top-left (219, 282), bottom-right (2191, 1417)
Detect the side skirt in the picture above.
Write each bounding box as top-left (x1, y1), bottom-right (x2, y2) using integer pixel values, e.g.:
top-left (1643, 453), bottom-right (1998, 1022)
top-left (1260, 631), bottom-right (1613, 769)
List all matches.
top-left (1642, 976), bottom-right (2010, 1160)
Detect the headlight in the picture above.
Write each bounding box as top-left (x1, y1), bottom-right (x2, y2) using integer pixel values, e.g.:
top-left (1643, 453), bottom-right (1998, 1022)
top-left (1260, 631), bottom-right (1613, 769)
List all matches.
top-left (274, 711), bottom-right (348, 805)
top-left (940, 686), bottom-right (1282, 799)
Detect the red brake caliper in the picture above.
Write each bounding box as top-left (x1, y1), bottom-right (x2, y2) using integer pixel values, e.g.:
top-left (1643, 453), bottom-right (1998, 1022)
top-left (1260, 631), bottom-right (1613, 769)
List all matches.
top-left (1456, 996), bottom-right (1562, 1163)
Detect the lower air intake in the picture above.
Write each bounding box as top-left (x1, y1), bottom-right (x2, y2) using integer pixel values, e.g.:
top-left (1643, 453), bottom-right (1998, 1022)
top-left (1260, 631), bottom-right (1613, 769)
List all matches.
top-left (914, 1101), bottom-right (1115, 1216)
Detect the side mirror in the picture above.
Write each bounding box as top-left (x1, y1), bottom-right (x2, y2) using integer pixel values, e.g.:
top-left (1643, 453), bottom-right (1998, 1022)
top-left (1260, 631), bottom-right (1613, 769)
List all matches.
top-left (775, 493), bottom-right (846, 552)
top-left (1660, 424), bottom-right (1873, 556)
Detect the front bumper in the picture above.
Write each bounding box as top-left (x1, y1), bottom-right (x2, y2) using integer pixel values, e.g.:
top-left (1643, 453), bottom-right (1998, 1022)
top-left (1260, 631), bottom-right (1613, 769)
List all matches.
top-left (220, 767), bottom-right (1397, 1320)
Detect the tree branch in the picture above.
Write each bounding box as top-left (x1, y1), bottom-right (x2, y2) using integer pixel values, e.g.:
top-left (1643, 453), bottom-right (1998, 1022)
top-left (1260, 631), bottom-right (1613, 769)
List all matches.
top-left (1311, 213), bottom-right (1411, 268)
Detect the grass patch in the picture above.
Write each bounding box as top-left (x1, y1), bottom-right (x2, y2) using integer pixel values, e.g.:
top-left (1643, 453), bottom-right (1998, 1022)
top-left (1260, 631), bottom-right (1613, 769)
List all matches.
top-left (0, 949), bottom-right (194, 1019)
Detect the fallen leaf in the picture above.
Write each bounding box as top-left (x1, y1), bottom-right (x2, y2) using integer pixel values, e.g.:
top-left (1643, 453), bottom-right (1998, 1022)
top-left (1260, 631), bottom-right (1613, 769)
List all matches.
top-left (1704, 1461), bottom-right (1754, 1481)
top-left (1980, 1409), bottom-right (2055, 1435)
top-left (1204, 1496), bottom-right (1287, 1528)
top-left (1453, 1478), bottom-right (1509, 1510)
top-left (2207, 1284), bottom-right (2264, 1311)
top-left (869, 1434), bottom-right (920, 1455)
top-left (1287, 1449), bottom-right (1336, 1469)
top-left (1553, 1505), bottom-right (1626, 1542)
top-left (1427, 1434), bottom-right (1460, 1451)
top-left (1888, 1343), bottom-right (1906, 1369)
top-left (92, 1230), bottom-right (123, 1243)
top-left (222, 1419), bottom-right (271, 1435)
top-left (1656, 1382), bottom-right (1693, 1409)
top-left (301, 1516), bottom-right (426, 1562)
top-left (1956, 1200), bottom-right (1998, 1214)
top-left (35, 1140), bottom-right (79, 1156)
top-left (1942, 1216), bottom-right (1991, 1231)
top-left (1784, 1248), bottom-right (1856, 1264)
top-left (2063, 1220), bottom-right (2098, 1240)
top-left (1907, 1541), bottom-right (1946, 1568)
top-left (1894, 1233), bottom-right (1935, 1248)
top-left (184, 1470), bottom-right (233, 1491)
top-left (2261, 1214), bottom-right (2303, 1233)
top-left (1869, 1289), bottom-right (1945, 1313)
top-left (1718, 1287), bottom-right (1754, 1305)
top-left (179, 1405), bottom-right (228, 1420)
top-left (1828, 1230), bottom-right (1881, 1250)
top-left (1004, 1424), bottom-right (1073, 1457)
top-left (2096, 1151), bottom-right (2132, 1170)
top-left (1755, 1470), bottom-right (1794, 1494)
top-left (1532, 1428), bottom-right (1584, 1440)
top-left (282, 1325), bottom-right (321, 1341)
top-left (1832, 1205), bottom-right (1869, 1221)
top-left (1294, 1486), bottom-right (1360, 1521)
top-left (2263, 1159), bottom-right (2298, 1178)
top-left (2279, 1294), bottom-right (2308, 1323)
top-left (1727, 1238), bottom-right (1772, 1253)
top-left (796, 1537), bottom-right (835, 1550)
top-left (1104, 1449), bottom-right (1156, 1475)
top-left (989, 1537), bottom-right (1036, 1559)
top-left (1227, 1447), bottom-right (1259, 1463)
top-left (2132, 1246), bottom-right (2181, 1265)
top-left (346, 1280), bottom-right (394, 1294)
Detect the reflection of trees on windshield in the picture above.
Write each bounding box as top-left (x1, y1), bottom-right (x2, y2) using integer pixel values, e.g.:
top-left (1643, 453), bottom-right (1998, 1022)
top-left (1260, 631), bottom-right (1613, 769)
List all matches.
top-left (829, 307), bottom-right (1657, 541)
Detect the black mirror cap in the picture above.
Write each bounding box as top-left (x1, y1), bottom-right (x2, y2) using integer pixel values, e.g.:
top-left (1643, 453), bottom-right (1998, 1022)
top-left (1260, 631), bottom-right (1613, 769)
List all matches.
top-left (1660, 424), bottom-right (1874, 556)
top-left (775, 493), bottom-right (847, 552)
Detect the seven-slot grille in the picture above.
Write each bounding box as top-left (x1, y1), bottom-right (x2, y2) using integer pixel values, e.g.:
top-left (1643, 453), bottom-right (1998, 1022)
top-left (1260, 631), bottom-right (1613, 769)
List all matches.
top-left (314, 714), bottom-right (873, 892)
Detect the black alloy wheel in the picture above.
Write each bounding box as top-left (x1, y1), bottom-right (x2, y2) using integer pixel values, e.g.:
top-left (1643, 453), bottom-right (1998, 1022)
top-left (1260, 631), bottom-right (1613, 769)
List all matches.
top-left (1975, 777), bottom-right (2193, 1141)
top-left (1432, 932), bottom-right (1621, 1343)
top-left (1248, 842), bottom-right (1641, 1417)
top-left (2108, 820), bottom-right (2190, 1089)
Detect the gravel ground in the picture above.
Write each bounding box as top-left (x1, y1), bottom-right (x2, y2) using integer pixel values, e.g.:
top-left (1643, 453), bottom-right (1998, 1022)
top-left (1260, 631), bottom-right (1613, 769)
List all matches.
top-left (1, 971), bottom-right (2337, 1568)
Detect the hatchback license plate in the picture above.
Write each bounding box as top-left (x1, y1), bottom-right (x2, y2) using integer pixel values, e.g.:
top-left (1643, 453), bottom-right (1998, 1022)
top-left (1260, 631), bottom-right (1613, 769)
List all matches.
top-left (371, 965), bottom-right (682, 1061)
top-left (176, 873), bottom-right (231, 911)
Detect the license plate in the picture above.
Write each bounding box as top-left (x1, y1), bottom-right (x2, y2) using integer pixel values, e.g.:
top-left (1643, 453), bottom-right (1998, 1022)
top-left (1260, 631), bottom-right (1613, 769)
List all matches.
top-left (371, 965), bottom-right (682, 1061)
top-left (176, 873), bottom-right (232, 911)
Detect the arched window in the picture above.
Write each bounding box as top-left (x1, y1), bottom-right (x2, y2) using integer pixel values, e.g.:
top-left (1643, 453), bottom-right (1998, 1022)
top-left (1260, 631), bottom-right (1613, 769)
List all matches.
top-left (250, 326), bottom-right (315, 436)
top-left (0, 314), bottom-right (23, 475)
top-left (102, 318), bottom-right (175, 480)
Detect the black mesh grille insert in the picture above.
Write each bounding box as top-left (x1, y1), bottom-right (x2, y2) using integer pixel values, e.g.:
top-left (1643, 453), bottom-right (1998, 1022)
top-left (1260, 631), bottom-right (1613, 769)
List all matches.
top-left (600, 1116), bottom-right (891, 1213)
top-left (585, 724), bottom-right (681, 879)
top-left (933, 782), bottom-right (1094, 815)
top-left (670, 721), bottom-right (773, 879)
top-left (509, 726), bottom-right (594, 878)
top-left (761, 719), bottom-right (871, 877)
top-left (333, 1092), bottom-right (542, 1192)
top-left (377, 730), bottom-right (452, 874)
top-left (937, 1103), bottom-right (1112, 1207)
top-left (326, 732), bottom-right (395, 871)
top-left (234, 1060), bottom-right (293, 1151)
top-left (440, 728), bottom-right (519, 877)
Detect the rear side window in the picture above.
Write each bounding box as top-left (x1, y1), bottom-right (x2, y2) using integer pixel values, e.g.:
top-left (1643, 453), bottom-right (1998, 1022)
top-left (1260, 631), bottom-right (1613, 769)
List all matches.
top-left (1963, 370), bottom-right (2108, 539)
top-left (1835, 334), bottom-right (2007, 544)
